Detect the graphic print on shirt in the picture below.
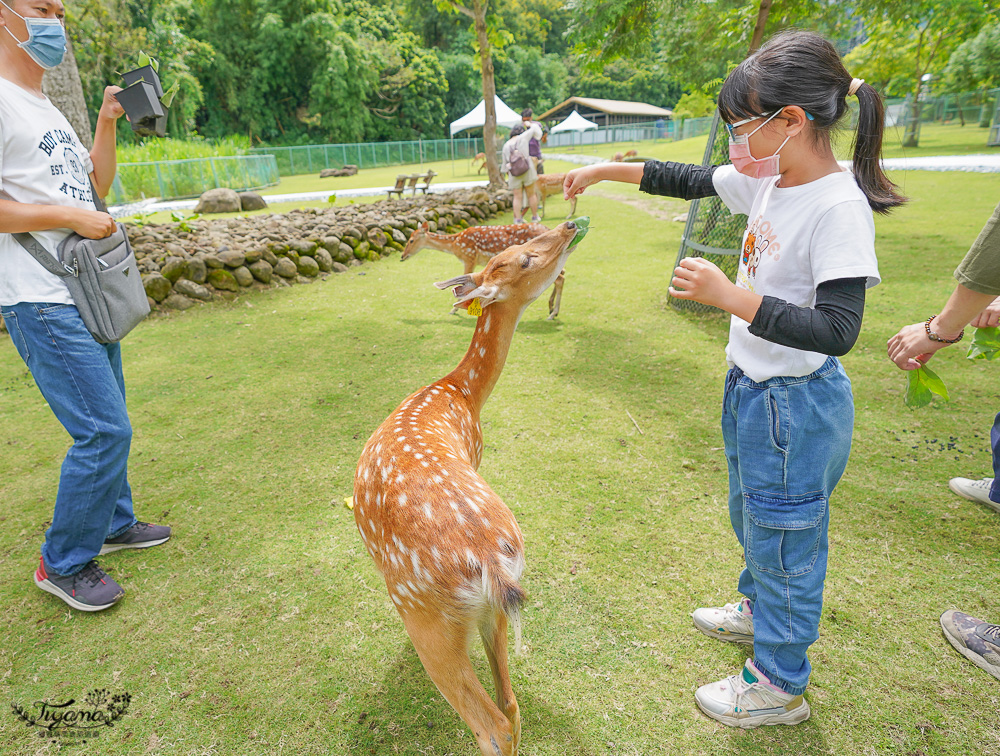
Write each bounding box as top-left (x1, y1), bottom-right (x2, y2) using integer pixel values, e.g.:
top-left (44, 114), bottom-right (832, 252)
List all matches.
top-left (38, 128), bottom-right (93, 204)
top-left (736, 212), bottom-right (781, 292)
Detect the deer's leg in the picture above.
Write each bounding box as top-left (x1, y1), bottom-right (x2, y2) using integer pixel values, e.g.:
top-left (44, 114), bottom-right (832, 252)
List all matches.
top-left (566, 195), bottom-right (577, 220)
top-left (480, 611), bottom-right (520, 751)
top-left (547, 270), bottom-right (565, 320)
top-left (402, 610), bottom-right (518, 756)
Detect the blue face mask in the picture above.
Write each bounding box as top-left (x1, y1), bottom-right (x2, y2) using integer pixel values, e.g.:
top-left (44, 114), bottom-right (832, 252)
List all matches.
top-left (1, 0), bottom-right (66, 70)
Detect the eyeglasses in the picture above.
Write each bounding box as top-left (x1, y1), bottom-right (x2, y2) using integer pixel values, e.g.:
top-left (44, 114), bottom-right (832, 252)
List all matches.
top-left (724, 109), bottom-right (815, 140)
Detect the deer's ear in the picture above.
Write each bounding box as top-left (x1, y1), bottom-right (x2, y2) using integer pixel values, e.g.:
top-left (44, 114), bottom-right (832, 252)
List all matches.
top-left (434, 273), bottom-right (480, 298)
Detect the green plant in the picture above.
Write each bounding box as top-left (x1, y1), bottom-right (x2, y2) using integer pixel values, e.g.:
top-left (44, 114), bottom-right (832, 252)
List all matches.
top-left (170, 211), bottom-right (201, 232)
top-left (125, 209), bottom-right (155, 227)
top-left (326, 193), bottom-right (337, 204)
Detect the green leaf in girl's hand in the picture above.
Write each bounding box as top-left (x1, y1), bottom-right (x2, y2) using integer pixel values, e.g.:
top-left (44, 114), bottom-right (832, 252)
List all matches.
top-left (904, 363), bottom-right (950, 409)
top-left (967, 326), bottom-right (1000, 361)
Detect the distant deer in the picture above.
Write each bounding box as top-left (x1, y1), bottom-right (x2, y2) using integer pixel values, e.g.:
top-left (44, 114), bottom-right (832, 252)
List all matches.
top-left (354, 221), bottom-right (587, 756)
top-left (402, 222), bottom-right (568, 320)
top-left (472, 152), bottom-right (487, 174)
top-left (530, 173), bottom-right (577, 219)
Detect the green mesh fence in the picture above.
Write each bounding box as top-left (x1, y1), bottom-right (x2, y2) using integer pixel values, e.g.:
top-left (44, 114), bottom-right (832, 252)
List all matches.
top-left (107, 154), bottom-right (279, 205)
top-left (669, 110), bottom-right (746, 314)
top-left (249, 138), bottom-right (483, 176)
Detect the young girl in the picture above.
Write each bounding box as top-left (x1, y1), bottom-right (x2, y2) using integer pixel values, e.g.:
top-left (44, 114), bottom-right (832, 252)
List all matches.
top-left (564, 30), bottom-right (905, 728)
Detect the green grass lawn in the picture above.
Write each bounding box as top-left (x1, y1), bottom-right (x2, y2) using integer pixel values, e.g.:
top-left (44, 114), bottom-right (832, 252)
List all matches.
top-left (5, 171), bottom-right (998, 756)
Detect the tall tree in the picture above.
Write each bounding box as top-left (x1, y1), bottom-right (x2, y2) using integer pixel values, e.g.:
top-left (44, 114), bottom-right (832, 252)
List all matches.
top-left (42, 37), bottom-right (93, 149)
top-left (846, 0), bottom-right (995, 146)
top-left (437, 0), bottom-right (511, 188)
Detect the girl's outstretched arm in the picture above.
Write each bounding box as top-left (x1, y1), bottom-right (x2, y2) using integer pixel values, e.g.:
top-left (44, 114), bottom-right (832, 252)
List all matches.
top-left (563, 162), bottom-right (645, 199)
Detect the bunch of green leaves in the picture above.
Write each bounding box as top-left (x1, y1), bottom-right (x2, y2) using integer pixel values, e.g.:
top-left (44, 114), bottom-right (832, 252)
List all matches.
top-left (967, 326), bottom-right (1000, 361)
top-left (904, 326), bottom-right (1000, 408)
top-left (904, 363), bottom-right (950, 409)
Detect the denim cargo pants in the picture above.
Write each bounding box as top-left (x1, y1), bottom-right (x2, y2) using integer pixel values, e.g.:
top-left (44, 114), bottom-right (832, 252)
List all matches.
top-left (721, 356), bottom-right (854, 695)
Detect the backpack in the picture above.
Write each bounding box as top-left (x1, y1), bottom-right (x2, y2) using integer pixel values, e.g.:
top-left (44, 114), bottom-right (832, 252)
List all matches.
top-left (509, 150), bottom-right (530, 177)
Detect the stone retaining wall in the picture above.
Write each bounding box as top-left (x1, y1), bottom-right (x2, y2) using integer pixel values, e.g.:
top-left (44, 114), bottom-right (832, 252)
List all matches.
top-left (0, 188), bottom-right (512, 334)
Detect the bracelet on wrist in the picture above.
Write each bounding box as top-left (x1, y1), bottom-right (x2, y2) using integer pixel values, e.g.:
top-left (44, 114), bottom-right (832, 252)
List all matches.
top-left (924, 315), bottom-right (964, 344)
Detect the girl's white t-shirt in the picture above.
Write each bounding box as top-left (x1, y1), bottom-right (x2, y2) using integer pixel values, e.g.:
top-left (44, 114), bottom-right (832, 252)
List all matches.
top-left (0, 75), bottom-right (96, 306)
top-left (711, 164), bottom-right (881, 382)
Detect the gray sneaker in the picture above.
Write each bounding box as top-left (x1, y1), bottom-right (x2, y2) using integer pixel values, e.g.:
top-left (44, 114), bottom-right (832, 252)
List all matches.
top-left (34, 557), bottom-right (124, 612)
top-left (940, 609), bottom-right (1000, 680)
top-left (99, 521), bottom-right (171, 555)
top-left (947, 477), bottom-right (999, 513)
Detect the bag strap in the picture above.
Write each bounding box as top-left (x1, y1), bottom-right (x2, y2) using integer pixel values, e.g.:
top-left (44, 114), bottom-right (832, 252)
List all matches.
top-left (0, 175), bottom-right (110, 277)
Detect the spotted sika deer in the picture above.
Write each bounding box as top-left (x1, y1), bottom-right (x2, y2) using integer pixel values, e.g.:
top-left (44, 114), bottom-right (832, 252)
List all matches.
top-left (354, 220), bottom-right (588, 756)
top-left (533, 173), bottom-right (577, 219)
top-left (401, 222), bottom-right (568, 320)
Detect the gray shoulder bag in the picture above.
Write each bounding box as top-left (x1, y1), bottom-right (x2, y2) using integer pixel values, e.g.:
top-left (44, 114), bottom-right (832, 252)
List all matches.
top-left (1, 179), bottom-right (150, 343)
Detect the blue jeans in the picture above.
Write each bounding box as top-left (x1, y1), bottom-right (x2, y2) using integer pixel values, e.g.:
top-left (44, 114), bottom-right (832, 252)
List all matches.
top-left (721, 356), bottom-right (854, 695)
top-left (990, 411), bottom-right (1000, 504)
top-left (1, 302), bottom-right (136, 576)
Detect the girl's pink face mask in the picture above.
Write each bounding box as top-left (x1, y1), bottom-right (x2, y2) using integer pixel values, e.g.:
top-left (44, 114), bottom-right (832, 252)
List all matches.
top-left (727, 111), bottom-right (792, 179)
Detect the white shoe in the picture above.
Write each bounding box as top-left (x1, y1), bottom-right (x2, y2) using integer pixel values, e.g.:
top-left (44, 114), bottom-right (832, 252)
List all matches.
top-left (948, 477), bottom-right (1000, 512)
top-left (695, 659), bottom-right (810, 728)
top-left (692, 598), bottom-right (754, 644)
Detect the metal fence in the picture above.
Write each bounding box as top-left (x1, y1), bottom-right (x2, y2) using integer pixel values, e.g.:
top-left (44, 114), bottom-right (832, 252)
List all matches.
top-left (544, 116), bottom-right (716, 149)
top-left (248, 137), bottom-right (483, 176)
top-left (107, 154), bottom-right (279, 205)
top-left (669, 111), bottom-right (746, 315)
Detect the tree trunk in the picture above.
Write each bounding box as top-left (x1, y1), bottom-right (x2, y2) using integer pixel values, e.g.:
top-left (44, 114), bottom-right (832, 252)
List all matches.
top-left (473, 0), bottom-right (502, 189)
top-left (902, 82), bottom-right (922, 148)
top-left (42, 36), bottom-right (93, 150)
top-left (749, 0), bottom-right (772, 53)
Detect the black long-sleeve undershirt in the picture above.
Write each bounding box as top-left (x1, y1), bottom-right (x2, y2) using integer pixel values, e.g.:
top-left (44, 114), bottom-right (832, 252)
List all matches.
top-left (638, 160), bottom-right (867, 356)
top-left (749, 278), bottom-right (867, 356)
top-left (639, 160), bottom-right (719, 200)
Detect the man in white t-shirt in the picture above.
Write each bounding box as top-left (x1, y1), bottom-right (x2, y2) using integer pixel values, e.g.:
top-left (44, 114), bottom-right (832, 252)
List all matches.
top-left (0, 0), bottom-right (170, 612)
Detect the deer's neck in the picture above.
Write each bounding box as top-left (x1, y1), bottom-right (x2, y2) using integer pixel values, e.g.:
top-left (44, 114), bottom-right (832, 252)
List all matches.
top-left (444, 303), bottom-right (524, 416)
top-left (423, 232), bottom-right (472, 259)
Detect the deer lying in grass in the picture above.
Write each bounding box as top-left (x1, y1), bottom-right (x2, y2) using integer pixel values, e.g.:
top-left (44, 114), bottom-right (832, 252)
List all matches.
top-left (401, 222), bottom-right (568, 320)
top-left (354, 220), bottom-right (588, 756)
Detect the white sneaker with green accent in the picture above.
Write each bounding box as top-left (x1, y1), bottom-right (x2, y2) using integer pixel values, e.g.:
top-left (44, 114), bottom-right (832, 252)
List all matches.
top-left (695, 659), bottom-right (810, 728)
top-left (692, 597), bottom-right (754, 644)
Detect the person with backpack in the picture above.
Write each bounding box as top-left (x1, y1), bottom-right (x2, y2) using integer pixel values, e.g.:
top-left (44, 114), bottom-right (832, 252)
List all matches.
top-left (502, 122), bottom-right (542, 224)
top-left (0, 0), bottom-right (170, 612)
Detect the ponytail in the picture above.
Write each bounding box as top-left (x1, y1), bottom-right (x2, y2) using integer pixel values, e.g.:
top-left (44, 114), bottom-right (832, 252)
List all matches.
top-left (717, 30), bottom-right (907, 215)
top-left (851, 81), bottom-right (906, 214)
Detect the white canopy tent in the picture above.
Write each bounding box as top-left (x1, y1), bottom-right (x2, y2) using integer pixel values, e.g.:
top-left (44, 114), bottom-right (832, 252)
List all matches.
top-left (550, 110), bottom-right (598, 133)
top-left (449, 95), bottom-right (524, 136)
top-left (448, 95), bottom-right (523, 177)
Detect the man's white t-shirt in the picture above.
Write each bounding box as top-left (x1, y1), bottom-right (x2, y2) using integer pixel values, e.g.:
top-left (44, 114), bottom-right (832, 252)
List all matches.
top-left (712, 164), bottom-right (881, 382)
top-left (0, 75), bottom-right (96, 307)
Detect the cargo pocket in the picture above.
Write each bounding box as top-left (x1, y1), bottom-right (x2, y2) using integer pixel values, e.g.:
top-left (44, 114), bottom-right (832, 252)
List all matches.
top-left (745, 493), bottom-right (826, 578)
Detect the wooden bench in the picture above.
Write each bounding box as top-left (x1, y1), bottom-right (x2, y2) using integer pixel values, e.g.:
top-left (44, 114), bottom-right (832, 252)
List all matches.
top-left (414, 170), bottom-right (437, 195)
top-left (386, 174), bottom-right (408, 199)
